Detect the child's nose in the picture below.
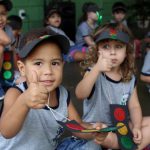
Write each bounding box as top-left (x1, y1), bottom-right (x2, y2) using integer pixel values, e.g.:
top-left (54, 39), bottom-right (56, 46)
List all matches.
top-left (44, 64), bottom-right (53, 75)
top-left (110, 48), bottom-right (116, 55)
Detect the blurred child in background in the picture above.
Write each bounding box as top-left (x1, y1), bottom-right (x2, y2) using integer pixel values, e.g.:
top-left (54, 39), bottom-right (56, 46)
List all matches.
top-left (0, 0), bottom-right (16, 91)
top-left (69, 2), bottom-right (100, 62)
top-left (7, 15), bottom-right (23, 49)
top-left (0, 0), bottom-right (15, 50)
top-left (7, 15), bottom-right (26, 84)
top-left (140, 31), bottom-right (150, 93)
top-left (45, 7), bottom-right (74, 47)
top-left (111, 1), bottom-right (141, 58)
top-left (0, 29), bottom-right (10, 101)
top-left (45, 6), bottom-right (77, 63)
top-left (46, 2), bottom-right (101, 63)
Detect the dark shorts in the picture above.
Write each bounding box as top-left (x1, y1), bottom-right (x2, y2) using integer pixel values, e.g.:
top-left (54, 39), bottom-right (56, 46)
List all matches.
top-left (56, 136), bottom-right (101, 150)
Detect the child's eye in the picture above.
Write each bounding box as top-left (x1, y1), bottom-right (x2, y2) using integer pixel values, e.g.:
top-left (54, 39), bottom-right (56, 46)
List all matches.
top-left (51, 61), bottom-right (60, 66)
top-left (103, 44), bottom-right (110, 50)
top-left (115, 45), bottom-right (124, 49)
top-left (34, 62), bottom-right (42, 66)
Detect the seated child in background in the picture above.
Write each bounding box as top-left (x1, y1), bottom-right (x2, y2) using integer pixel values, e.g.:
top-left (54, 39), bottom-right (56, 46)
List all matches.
top-left (140, 31), bottom-right (150, 93)
top-left (0, 29), bottom-right (11, 69)
top-left (0, 0), bottom-right (16, 91)
top-left (0, 0), bottom-right (15, 50)
top-left (45, 6), bottom-right (76, 63)
top-left (75, 23), bottom-right (150, 149)
top-left (7, 15), bottom-right (23, 49)
top-left (111, 1), bottom-right (141, 58)
top-left (111, 2), bottom-right (128, 28)
top-left (70, 2), bottom-right (100, 62)
top-left (0, 28), bottom-right (108, 150)
top-left (45, 7), bottom-right (75, 47)
top-left (0, 0), bottom-right (12, 99)
top-left (7, 15), bottom-right (26, 84)
top-left (45, 3), bottom-right (101, 63)
top-left (0, 29), bottom-right (11, 101)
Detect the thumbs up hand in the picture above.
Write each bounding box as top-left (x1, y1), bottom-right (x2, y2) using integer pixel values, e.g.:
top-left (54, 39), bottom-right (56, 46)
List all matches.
top-left (96, 51), bottom-right (113, 72)
top-left (23, 71), bottom-right (49, 109)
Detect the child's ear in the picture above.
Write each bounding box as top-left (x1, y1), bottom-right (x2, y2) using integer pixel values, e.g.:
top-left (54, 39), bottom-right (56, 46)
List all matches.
top-left (17, 60), bottom-right (25, 76)
top-left (45, 19), bottom-right (49, 25)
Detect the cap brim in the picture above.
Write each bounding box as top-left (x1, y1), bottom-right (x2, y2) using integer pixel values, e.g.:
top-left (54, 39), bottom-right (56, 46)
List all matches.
top-left (96, 30), bottom-right (129, 44)
top-left (113, 7), bottom-right (126, 13)
top-left (19, 34), bottom-right (70, 58)
top-left (48, 9), bottom-right (60, 16)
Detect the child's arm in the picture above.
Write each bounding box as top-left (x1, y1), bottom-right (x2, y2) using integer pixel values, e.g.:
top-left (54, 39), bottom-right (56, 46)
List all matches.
top-left (84, 36), bottom-right (95, 46)
top-left (68, 100), bottom-right (108, 143)
top-left (140, 74), bottom-right (150, 83)
top-left (75, 65), bottom-right (101, 100)
top-left (75, 52), bottom-right (112, 100)
top-left (128, 87), bottom-right (143, 144)
top-left (0, 30), bottom-right (10, 70)
top-left (118, 23), bottom-right (134, 39)
top-left (0, 71), bottom-right (48, 138)
top-left (140, 49), bottom-right (150, 83)
top-left (0, 88), bottom-right (29, 138)
top-left (0, 45), bottom-right (4, 71)
top-left (0, 29), bottom-right (11, 45)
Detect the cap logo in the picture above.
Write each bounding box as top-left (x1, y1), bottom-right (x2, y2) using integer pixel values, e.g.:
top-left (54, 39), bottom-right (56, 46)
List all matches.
top-left (110, 28), bottom-right (117, 39)
top-left (39, 35), bottom-right (49, 39)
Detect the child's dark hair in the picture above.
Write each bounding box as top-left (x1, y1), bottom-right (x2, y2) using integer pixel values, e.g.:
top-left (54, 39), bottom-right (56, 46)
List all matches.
top-left (78, 2), bottom-right (99, 24)
top-left (112, 1), bottom-right (127, 13)
top-left (7, 15), bottom-right (22, 30)
top-left (80, 23), bottom-right (136, 82)
top-left (0, 0), bottom-right (13, 11)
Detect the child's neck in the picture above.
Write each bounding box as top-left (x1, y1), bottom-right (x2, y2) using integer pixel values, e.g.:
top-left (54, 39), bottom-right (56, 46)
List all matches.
top-left (87, 19), bottom-right (95, 29)
top-left (105, 68), bottom-right (122, 81)
top-left (49, 25), bottom-right (58, 29)
top-left (47, 90), bottom-right (58, 107)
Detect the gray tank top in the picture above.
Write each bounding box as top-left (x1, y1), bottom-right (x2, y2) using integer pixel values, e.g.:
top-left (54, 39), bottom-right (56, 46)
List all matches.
top-left (82, 73), bottom-right (136, 125)
top-left (0, 82), bottom-right (70, 150)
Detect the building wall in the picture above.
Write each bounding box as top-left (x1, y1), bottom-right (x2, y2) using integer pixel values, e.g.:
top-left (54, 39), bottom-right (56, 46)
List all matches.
top-left (8, 0), bottom-right (135, 33)
top-left (9, 0), bottom-right (45, 33)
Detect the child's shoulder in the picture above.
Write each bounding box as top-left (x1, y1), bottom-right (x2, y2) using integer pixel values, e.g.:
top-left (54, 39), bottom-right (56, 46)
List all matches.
top-left (4, 25), bottom-right (15, 45)
top-left (14, 82), bottom-right (27, 93)
top-left (58, 85), bottom-right (69, 94)
top-left (57, 85), bottom-right (71, 106)
top-left (127, 74), bottom-right (137, 88)
top-left (78, 21), bottom-right (88, 28)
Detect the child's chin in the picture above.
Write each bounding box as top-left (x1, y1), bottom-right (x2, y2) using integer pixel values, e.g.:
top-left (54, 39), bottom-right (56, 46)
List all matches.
top-left (0, 26), bottom-right (4, 29)
top-left (46, 86), bottom-right (55, 92)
